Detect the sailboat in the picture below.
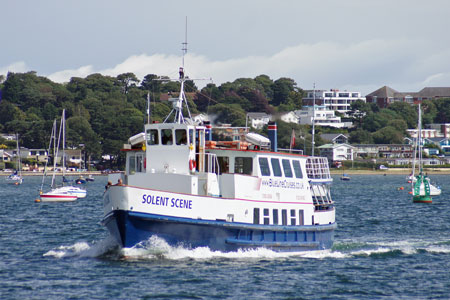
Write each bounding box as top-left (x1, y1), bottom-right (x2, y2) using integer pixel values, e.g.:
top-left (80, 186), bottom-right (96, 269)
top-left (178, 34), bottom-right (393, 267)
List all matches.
top-left (411, 104), bottom-right (441, 203)
top-left (39, 110), bottom-right (86, 202)
top-left (340, 162), bottom-right (350, 181)
top-left (5, 133), bottom-right (23, 185)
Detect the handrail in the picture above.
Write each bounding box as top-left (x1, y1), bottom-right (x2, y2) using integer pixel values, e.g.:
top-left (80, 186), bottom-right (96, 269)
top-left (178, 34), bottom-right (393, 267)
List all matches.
top-left (198, 152), bottom-right (220, 174)
top-left (306, 157), bottom-right (331, 180)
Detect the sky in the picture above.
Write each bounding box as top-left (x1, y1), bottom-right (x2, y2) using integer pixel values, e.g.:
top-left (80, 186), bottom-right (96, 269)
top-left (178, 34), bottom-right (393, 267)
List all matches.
top-left (2, 0), bottom-right (450, 96)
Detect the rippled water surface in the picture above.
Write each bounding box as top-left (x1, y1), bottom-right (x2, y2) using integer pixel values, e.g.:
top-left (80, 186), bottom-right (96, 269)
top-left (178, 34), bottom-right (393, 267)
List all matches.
top-left (1, 174), bottom-right (449, 299)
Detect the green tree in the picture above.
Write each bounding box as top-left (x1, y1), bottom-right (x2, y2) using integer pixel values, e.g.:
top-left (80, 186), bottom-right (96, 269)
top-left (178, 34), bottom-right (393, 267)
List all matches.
top-left (349, 129), bottom-right (374, 144)
top-left (372, 126), bottom-right (404, 144)
top-left (117, 72), bottom-right (139, 94)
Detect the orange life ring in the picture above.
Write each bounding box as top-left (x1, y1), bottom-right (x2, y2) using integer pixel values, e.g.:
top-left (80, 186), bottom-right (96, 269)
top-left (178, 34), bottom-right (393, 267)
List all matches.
top-left (189, 159), bottom-right (196, 170)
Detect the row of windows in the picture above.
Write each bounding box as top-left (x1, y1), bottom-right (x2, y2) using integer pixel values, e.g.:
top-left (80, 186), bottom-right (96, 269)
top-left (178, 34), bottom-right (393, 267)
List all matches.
top-left (146, 129), bottom-right (195, 146)
top-left (259, 157), bottom-right (303, 178)
top-left (216, 156), bottom-right (305, 178)
top-left (253, 208), bottom-right (304, 226)
top-left (217, 156), bottom-right (253, 175)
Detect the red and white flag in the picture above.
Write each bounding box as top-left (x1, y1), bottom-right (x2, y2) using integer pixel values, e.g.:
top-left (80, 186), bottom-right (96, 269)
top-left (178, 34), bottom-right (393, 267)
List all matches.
top-left (290, 129), bottom-right (295, 151)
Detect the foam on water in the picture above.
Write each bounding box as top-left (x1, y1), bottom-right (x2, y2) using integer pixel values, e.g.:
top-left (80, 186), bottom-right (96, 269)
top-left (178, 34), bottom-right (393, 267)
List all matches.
top-left (44, 235), bottom-right (118, 258)
top-left (44, 234), bottom-right (450, 261)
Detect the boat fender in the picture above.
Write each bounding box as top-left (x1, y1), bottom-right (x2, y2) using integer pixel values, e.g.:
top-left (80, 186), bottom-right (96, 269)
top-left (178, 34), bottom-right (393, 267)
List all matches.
top-left (189, 159), bottom-right (196, 171)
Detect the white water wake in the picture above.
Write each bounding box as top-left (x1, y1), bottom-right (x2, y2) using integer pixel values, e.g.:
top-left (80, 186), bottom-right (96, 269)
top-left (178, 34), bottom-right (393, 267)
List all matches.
top-left (43, 235), bottom-right (450, 260)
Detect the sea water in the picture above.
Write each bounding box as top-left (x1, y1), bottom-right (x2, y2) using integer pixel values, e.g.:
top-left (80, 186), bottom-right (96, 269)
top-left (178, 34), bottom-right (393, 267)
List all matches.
top-left (0, 174), bottom-right (449, 299)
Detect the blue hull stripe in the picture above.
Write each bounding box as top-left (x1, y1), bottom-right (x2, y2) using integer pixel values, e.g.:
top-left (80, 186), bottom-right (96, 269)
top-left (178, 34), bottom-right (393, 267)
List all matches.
top-left (103, 210), bottom-right (335, 252)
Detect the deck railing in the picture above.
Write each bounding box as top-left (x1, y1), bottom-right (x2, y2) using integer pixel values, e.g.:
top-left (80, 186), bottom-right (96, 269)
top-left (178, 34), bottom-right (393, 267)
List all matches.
top-left (306, 157), bottom-right (331, 180)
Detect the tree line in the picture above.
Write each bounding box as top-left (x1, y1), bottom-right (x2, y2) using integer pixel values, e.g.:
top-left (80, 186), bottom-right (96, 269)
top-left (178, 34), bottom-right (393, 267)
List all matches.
top-left (1, 71), bottom-right (450, 168)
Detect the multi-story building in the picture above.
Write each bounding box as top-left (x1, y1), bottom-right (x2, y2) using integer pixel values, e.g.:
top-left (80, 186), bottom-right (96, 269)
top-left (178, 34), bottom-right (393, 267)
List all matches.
top-left (302, 89), bottom-right (365, 114)
top-left (296, 105), bottom-right (351, 128)
top-left (366, 86), bottom-right (450, 108)
top-left (318, 143), bottom-right (354, 162)
top-left (353, 144), bottom-right (414, 159)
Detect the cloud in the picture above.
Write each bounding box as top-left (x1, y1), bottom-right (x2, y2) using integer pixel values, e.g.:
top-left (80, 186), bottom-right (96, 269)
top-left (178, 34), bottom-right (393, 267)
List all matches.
top-left (0, 61), bottom-right (29, 76)
top-left (5, 39), bottom-right (450, 96)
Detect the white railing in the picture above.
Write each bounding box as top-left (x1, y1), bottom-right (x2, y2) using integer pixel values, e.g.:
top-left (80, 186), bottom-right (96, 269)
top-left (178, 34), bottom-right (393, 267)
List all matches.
top-left (306, 157), bottom-right (331, 180)
top-left (201, 152), bottom-right (220, 174)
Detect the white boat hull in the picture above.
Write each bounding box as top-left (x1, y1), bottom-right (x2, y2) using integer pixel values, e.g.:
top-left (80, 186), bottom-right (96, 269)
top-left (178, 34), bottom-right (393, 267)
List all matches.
top-left (103, 185), bottom-right (336, 251)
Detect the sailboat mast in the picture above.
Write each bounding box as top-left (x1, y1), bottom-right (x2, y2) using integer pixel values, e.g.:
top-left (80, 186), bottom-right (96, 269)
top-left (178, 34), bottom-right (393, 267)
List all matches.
top-left (62, 109), bottom-right (66, 179)
top-left (418, 104), bottom-right (422, 174)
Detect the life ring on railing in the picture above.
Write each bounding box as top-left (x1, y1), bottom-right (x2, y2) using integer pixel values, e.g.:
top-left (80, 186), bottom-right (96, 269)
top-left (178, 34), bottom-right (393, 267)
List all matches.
top-left (189, 159), bottom-right (196, 171)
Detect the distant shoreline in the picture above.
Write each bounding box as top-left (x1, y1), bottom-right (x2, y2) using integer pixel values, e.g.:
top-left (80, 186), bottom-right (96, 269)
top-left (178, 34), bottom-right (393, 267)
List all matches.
top-left (0, 171), bottom-right (108, 177)
top-left (2, 169), bottom-right (449, 176)
top-left (330, 168), bottom-right (450, 175)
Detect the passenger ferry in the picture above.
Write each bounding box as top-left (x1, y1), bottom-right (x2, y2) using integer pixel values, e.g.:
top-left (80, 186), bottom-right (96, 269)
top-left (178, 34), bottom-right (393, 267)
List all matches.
top-left (102, 54), bottom-right (336, 253)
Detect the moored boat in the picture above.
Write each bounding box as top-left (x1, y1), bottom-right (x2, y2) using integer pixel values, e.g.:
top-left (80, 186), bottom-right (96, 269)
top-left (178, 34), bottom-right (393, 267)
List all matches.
top-left (411, 104), bottom-right (440, 203)
top-left (102, 40), bottom-right (336, 252)
top-left (39, 110), bottom-right (86, 202)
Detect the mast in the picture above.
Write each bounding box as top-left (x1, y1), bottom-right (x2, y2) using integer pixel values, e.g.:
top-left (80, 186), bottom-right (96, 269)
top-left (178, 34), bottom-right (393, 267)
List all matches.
top-left (418, 104), bottom-right (422, 174)
top-left (312, 83), bottom-right (316, 156)
top-left (62, 109), bottom-right (66, 181)
top-left (16, 133), bottom-right (21, 177)
top-left (51, 111), bottom-right (64, 188)
top-left (41, 119), bottom-right (56, 192)
top-left (162, 16), bottom-right (192, 125)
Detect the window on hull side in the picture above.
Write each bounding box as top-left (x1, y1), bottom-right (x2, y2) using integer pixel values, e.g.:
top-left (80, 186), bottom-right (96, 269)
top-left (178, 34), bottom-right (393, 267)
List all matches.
top-left (273, 209), bottom-right (279, 225)
top-left (290, 209), bottom-right (296, 225)
top-left (253, 208), bottom-right (260, 224)
top-left (298, 209), bottom-right (304, 225)
top-left (263, 208), bottom-right (270, 225)
top-left (282, 209), bottom-right (287, 225)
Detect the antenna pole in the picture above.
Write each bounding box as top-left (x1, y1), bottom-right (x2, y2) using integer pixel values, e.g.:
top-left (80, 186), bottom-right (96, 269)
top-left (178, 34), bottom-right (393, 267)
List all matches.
top-left (312, 83), bottom-right (316, 157)
top-left (182, 16), bottom-right (188, 69)
top-left (147, 92), bottom-right (151, 124)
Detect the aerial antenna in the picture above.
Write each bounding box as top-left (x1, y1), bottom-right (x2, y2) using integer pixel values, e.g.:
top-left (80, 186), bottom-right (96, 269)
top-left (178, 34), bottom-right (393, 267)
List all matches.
top-left (182, 16), bottom-right (188, 69)
top-left (311, 83), bottom-right (316, 157)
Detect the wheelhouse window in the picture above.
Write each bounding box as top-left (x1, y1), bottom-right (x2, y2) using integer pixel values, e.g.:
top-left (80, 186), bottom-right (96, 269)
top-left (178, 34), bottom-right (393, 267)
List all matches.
top-left (189, 129), bottom-right (195, 145)
top-left (259, 157), bottom-right (271, 176)
top-left (146, 129), bottom-right (159, 145)
top-left (161, 129), bottom-right (173, 145)
top-left (234, 157), bottom-right (253, 175)
top-left (292, 160), bottom-right (303, 178)
top-left (282, 159), bottom-right (293, 178)
top-left (271, 158), bottom-right (282, 177)
top-left (175, 129), bottom-right (187, 145)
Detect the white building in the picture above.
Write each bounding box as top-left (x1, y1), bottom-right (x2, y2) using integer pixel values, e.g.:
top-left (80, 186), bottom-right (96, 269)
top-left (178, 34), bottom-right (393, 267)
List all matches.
top-left (302, 89), bottom-right (365, 114)
top-left (296, 106), bottom-right (350, 128)
top-left (318, 143), bottom-right (355, 162)
top-left (280, 111), bottom-right (299, 124)
top-left (246, 112), bottom-right (271, 129)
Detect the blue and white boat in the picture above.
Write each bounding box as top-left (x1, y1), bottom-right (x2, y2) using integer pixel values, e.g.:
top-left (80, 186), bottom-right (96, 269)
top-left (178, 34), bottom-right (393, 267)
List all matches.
top-left (102, 44), bottom-right (336, 252)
